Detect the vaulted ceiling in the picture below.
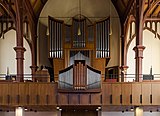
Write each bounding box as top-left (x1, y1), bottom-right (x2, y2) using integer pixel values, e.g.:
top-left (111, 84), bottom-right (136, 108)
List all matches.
top-left (0, 0), bottom-right (159, 24)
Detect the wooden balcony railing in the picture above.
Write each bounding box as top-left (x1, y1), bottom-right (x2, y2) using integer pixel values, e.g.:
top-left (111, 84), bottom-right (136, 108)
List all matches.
top-left (0, 81), bottom-right (160, 109)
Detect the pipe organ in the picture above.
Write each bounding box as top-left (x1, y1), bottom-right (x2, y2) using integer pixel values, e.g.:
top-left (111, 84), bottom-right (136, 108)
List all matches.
top-left (59, 60), bottom-right (101, 90)
top-left (48, 15), bottom-right (110, 81)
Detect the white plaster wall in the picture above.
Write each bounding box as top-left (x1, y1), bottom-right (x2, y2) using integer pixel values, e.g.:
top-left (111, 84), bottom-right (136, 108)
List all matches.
top-left (143, 30), bottom-right (160, 79)
top-left (102, 112), bottom-right (133, 116)
top-left (1, 111), bottom-right (160, 116)
top-left (127, 29), bottom-right (160, 81)
top-left (126, 37), bottom-right (135, 82)
top-left (102, 112), bottom-right (160, 116)
top-left (107, 17), bottom-right (121, 67)
top-left (0, 30), bottom-right (31, 77)
top-left (0, 30), bottom-right (16, 75)
top-left (24, 36), bottom-right (32, 75)
top-left (0, 111), bottom-right (58, 116)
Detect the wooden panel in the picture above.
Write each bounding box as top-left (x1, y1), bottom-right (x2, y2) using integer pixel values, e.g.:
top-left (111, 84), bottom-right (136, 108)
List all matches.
top-left (112, 83), bottom-right (121, 105)
top-left (19, 83), bottom-right (29, 105)
top-left (102, 83), bottom-right (112, 105)
top-left (58, 93), bottom-right (68, 105)
top-left (8, 83), bottom-right (19, 105)
top-left (122, 83), bottom-right (131, 105)
top-left (92, 58), bottom-right (105, 75)
top-left (152, 83), bottom-right (160, 105)
top-left (0, 83), bottom-right (8, 105)
top-left (34, 69), bottom-right (50, 82)
top-left (69, 94), bottom-right (79, 105)
top-left (47, 83), bottom-right (57, 105)
top-left (38, 83), bottom-right (48, 105)
top-left (80, 94), bottom-right (90, 105)
top-left (142, 83), bottom-right (151, 105)
top-left (53, 59), bottom-right (64, 81)
top-left (29, 83), bottom-right (38, 105)
top-left (132, 83), bottom-right (141, 105)
top-left (91, 93), bottom-right (101, 105)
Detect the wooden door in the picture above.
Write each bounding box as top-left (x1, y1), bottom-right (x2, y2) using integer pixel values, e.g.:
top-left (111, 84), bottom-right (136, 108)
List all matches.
top-left (61, 110), bottom-right (98, 116)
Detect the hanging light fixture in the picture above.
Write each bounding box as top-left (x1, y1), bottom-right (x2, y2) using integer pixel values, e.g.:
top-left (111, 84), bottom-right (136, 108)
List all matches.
top-left (109, 0), bottom-right (112, 36)
top-left (77, 0), bottom-right (81, 36)
top-left (77, 24), bottom-right (81, 36)
top-left (1, 32), bottom-right (5, 39)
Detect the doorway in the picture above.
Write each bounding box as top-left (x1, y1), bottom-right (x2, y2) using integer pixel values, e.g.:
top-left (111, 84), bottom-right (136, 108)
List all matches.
top-left (61, 109), bottom-right (98, 116)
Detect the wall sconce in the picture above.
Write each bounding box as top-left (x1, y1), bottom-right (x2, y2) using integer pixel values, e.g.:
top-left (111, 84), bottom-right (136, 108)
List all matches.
top-left (0, 32), bottom-right (5, 39)
top-left (130, 107), bottom-right (134, 111)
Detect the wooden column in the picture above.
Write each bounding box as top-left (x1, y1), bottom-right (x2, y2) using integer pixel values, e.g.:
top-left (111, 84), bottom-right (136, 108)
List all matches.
top-left (133, 45), bottom-right (145, 82)
top-left (24, 0), bottom-right (38, 76)
top-left (120, 65), bottom-right (128, 82)
top-left (14, 0), bottom-right (26, 82)
top-left (30, 33), bottom-right (38, 75)
top-left (133, 0), bottom-right (145, 82)
top-left (120, 22), bottom-right (129, 82)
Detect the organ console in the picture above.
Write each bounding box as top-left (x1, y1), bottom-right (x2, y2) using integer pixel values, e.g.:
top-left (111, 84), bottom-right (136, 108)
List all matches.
top-left (58, 60), bottom-right (101, 91)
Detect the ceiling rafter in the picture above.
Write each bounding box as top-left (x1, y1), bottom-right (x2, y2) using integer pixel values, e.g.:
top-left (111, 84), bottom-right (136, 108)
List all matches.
top-left (24, 0), bottom-right (37, 21)
top-left (143, 0), bottom-right (160, 20)
top-left (122, 0), bottom-right (135, 23)
top-left (0, 0), bottom-right (15, 21)
top-left (111, 0), bottom-right (124, 24)
top-left (158, 11), bottom-right (160, 17)
top-left (34, 0), bottom-right (48, 18)
top-left (121, 0), bottom-right (127, 8)
top-left (149, 4), bottom-right (159, 17)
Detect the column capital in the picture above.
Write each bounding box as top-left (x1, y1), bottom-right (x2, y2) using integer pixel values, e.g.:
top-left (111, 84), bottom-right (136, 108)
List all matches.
top-left (14, 46), bottom-right (26, 52)
top-left (133, 45), bottom-right (145, 58)
top-left (120, 65), bottom-right (129, 82)
top-left (120, 65), bottom-right (129, 71)
top-left (30, 65), bottom-right (38, 69)
top-left (133, 45), bottom-right (145, 51)
top-left (14, 46), bottom-right (26, 60)
top-left (30, 65), bottom-right (38, 73)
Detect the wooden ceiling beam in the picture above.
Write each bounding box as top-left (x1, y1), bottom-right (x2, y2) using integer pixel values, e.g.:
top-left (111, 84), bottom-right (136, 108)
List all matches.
top-left (24, 0), bottom-right (37, 21)
top-left (149, 4), bottom-right (159, 17)
top-left (145, 17), bottom-right (160, 21)
top-left (35, 0), bottom-right (48, 18)
top-left (122, 0), bottom-right (135, 23)
top-left (0, 0), bottom-right (16, 21)
top-left (121, 0), bottom-right (127, 8)
top-left (111, 0), bottom-right (123, 23)
top-left (144, 0), bottom-right (160, 21)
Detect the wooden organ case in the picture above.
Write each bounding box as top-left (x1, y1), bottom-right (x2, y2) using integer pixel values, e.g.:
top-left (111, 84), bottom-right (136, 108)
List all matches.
top-left (48, 16), bottom-right (110, 82)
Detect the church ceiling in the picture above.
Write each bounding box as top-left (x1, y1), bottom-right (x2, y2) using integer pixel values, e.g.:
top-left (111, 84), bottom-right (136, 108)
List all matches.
top-left (0, 0), bottom-right (159, 24)
top-left (23, 0), bottom-right (160, 23)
